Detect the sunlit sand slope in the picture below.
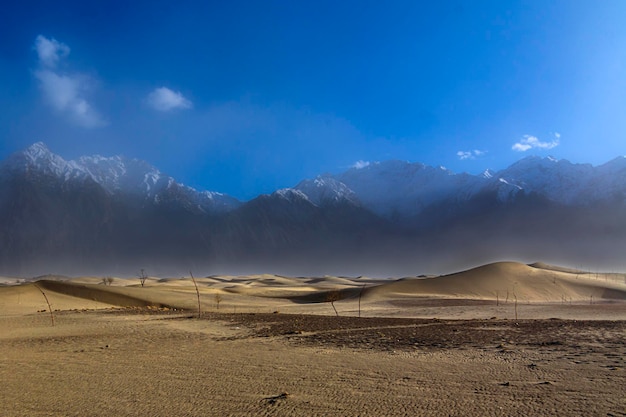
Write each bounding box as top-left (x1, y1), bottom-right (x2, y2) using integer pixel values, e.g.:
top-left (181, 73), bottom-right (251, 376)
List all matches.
top-left (364, 262), bottom-right (626, 302)
top-left (1, 262), bottom-right (624, 318)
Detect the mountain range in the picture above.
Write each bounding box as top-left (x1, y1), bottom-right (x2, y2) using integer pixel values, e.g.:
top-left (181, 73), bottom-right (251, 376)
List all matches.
top-left (1, 142), bottom-right (625, 276)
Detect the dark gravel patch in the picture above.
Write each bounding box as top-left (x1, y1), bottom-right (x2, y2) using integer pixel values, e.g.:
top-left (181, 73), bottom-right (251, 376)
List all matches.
top-left (210, 312), bottom-right (626, 352)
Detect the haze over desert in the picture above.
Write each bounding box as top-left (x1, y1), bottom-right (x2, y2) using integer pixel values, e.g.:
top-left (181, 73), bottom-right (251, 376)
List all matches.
top-left (1, 261), bottom-right (625, 416)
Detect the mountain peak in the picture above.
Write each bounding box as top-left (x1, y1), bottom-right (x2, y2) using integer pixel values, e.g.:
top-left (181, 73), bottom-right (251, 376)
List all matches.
top-left (2, 141), bottom-right (77, 177)
top-left (23, 141), bottom-right (52, 157)
top-left (294, 175), bottom-right (360, 207)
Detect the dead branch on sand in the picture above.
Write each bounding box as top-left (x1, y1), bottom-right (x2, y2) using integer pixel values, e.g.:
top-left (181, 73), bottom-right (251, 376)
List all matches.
top-left (34, 283), bottom-right (54, 326)
top-left (189, 271), bottom-right (202, 318)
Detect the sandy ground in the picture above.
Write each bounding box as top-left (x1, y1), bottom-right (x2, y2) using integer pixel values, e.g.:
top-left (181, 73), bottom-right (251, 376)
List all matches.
top-left (1, 261), bottom-right (625, 416)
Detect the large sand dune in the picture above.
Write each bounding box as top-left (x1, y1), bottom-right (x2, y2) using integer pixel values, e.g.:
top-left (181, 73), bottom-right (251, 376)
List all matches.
top-left (365, 261), bottom-right (626, 303)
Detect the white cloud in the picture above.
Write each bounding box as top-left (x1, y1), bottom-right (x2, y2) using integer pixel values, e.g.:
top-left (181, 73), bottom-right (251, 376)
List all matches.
top-left (147, 87), bottom-right (192, 112)
top-left (33, 35), bottom-right (106, 128)
top-left (352, 160), bottom-right (370, 169)
top-left (457, 150), bottom-right (486, 160)
top-left (512, 135), bottom-right (559, 152)
top-left (34, 70), bottom-right (104, 128)
top-left (34, 35), bottom-right (70, 68)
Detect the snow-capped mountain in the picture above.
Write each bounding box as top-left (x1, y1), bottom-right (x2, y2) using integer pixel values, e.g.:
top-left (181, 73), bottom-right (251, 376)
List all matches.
top-left (292, 155), bottom-right (626, 219)
top-left (491, 156), bottom-right (592, 205)
top-left (294, 175), bottom-right (360, 207)
top-left (330, 160), bottom-right (486, 218)
top-left (481, 155), bottom-right (626, 206)
top-left (0, 142), bottom-right (625, 276)
top-left (0, 142), bottom-right (241, 213)
top-left (5, 143), bottom-right (623, 219)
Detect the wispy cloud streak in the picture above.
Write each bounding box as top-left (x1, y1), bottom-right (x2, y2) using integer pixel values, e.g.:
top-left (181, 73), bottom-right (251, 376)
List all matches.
top-left (457, 150), bottom-right (485, 160)
top-left (33, 35), bottom-right (106, 128)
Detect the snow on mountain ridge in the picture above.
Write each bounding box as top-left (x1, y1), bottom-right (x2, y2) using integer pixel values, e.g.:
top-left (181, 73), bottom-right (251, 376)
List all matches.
top-left (334, 160), bottom-right (486, 217)
top-left (294, 175), bottom-right (360, 206)
top-left (3, 142), bottom-right (83, 179)
top-left (274, 188), bottom-right (312, 203)
top-left (3, 143), bottom-right (625, 218)
top-left (2, 142), bottom-right (241, 213)
top-left (493, 156), bottom-right (597, 204)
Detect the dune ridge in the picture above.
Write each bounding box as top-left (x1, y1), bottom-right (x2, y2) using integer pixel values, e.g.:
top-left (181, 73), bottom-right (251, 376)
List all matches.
top-left (364, 261), bottom-right (626, 303)
top-left (1, 261), bottom-right (625, 319)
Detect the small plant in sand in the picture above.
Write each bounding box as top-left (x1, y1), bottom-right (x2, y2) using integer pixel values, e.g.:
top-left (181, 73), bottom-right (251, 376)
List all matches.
top-left (101, 277), bottom-right (114, 286)
top-left (326, 289), bottom-right (341, 317)
top-left (138, 269), bottom-right (148, 287)
top-left (214, 293), bottom-right (223, 310)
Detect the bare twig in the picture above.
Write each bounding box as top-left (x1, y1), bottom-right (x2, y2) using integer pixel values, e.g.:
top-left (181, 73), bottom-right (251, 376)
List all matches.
top-left (190, 271), bottom-right (201, 318)
top-left (358, 283), bottom-right (366, 318)
top-left (34, 283), bottom-right (54, 326)
top-left (326, 290), bottom-right (341, 317)
top-left (139, 269), bottom-right (148, 287)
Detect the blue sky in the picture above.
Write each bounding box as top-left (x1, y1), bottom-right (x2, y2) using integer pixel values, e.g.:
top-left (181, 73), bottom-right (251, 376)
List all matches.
top-left (1, 0), bottom-right (625, 200)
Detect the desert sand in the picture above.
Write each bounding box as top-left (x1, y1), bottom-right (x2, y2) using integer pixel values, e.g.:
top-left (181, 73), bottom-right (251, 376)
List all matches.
top-left (1, 261), bottom-right (625, 416)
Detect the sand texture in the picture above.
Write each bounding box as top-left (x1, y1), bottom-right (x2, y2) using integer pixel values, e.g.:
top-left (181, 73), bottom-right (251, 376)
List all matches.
top-left (1, 261), bottom-right (625, 416)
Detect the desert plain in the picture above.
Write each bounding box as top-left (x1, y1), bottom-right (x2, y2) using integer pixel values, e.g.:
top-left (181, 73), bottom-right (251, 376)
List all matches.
top-left (1, 261), bottom-right (625, 416)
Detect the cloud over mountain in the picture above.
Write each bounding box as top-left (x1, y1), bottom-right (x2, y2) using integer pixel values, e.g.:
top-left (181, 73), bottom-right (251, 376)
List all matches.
top-left (457, 150), bottom-right (485, 160)
top-left (512, 134), bottom-right (560, 152)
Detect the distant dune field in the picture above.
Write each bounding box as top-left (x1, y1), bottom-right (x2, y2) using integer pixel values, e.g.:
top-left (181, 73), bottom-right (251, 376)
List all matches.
top-left (1, 261), bottom-right (625, 320)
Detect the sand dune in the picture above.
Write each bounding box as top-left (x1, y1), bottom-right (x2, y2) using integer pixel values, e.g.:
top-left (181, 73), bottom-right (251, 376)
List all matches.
top-left (1, 261), bottom-right (625, 320)
top-left (3, 261), bottom-right (625, 416)
top-left (365, 261), bottom-right (626, 303)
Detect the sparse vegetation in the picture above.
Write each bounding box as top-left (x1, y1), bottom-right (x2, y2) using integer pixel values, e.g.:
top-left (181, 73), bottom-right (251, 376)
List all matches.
top-left (215, 293), bottom-right (223, 310)
top-left (101, 277), bottom-right (114, 286)
top-left (139, 269), bottom-right (148, 287)
top-left (326, 290), bottom-right (341, 317)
